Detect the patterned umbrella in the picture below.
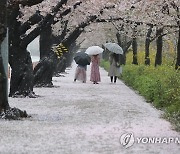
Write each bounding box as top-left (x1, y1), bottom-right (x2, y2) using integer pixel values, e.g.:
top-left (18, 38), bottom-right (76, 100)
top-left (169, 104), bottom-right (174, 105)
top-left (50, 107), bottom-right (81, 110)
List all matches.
top-left (104, 43), bottom-right (123, 54)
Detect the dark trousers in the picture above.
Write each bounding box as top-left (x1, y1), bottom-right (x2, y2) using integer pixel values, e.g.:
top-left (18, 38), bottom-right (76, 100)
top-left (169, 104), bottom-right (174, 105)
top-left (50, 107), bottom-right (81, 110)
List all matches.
top-left (110, 76), bottom-right (117, 83)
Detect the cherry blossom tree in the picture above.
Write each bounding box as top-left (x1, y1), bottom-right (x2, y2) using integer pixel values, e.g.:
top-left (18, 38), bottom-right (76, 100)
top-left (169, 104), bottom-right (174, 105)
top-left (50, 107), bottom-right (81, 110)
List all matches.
top-left (7, 0), bottom-right (180, 98)
top-left (99, 0), bottom-right (179, 67)
top-left (8, 0), bottom-right (68, 97)
top-left (11, 0), bottom-right (116, 88)
top-left (7, 0), bottom-right (94, 95)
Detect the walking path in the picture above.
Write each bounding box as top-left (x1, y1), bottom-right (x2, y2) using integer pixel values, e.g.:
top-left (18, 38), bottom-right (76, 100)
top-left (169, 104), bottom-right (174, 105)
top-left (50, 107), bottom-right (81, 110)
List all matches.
top-left (1, 62), bottom-right (179, 154)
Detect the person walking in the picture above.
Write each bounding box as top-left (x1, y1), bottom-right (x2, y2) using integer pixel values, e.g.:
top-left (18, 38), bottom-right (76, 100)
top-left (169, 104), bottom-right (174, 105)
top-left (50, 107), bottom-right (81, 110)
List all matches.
top-left (90, 54), bottom-right (101, 84)
top-left (108, 53), bottom-right (122, 83)
top-left (74, 64), bottom-right (87, 83)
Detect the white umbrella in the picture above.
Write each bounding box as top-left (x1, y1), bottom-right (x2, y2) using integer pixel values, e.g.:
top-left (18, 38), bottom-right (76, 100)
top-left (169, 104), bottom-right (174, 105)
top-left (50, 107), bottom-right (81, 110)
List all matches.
top-left (104, 43), bottom-right (123, 54)
top-left (85, 46), bottom-right (104, 55)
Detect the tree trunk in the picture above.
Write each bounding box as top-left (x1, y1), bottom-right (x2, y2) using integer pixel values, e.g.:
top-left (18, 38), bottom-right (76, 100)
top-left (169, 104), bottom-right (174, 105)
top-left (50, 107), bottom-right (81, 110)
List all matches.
top-left (0, 0), bottom-right (9, 112)
top-left (8, 9), bottom-right (35, 97)
top-left (40, 26), bottom-right (53, 59)
top-left (35, 24), bottom-right (66, 85)
top-left (145, 25), bottom-right (153, 65)
top-left (175, 27), bottom-right (180, 70)
top-left (0, 0), bottom-right (28, 119)
top-left (33, 51), bottom-right (58, 87)
top-left (7, 2), bottom-right (35, 97)
top-left (116, 32), bottom-right (123, 47)
top-left (116, 32), bottom-right (132, 64)
top-left (132, 38), bottom-right (138, 65)
top-left (36, 25), bottom-right (58, 85)
top-left (0, 57), bottom-right (9, 112)
top-left (9, 46), bottom-right (35, 97)
top-left (155, 28), bottom-right (163, 67)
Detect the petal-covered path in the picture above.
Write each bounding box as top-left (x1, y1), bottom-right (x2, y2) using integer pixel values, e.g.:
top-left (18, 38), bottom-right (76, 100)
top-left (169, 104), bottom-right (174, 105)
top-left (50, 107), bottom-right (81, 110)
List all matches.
top-left (0, 62), bottom-right (179, 154)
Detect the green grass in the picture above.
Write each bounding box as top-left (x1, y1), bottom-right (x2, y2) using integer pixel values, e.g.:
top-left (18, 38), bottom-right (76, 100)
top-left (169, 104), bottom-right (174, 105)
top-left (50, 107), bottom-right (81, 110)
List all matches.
top-left (101, 52), bottom-right (180, 131)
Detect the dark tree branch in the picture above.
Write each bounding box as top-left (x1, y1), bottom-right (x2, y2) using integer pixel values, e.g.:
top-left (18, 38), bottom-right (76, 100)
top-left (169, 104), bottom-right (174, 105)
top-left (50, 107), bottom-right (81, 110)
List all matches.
top-left (60, 20), bottom-right (69, 40)
top-left (109, 17), bottom-right (120, 31)
top-left (9, 0), bottom-right (45, 6)
top-left (19, 0), bottom-right (82, 48)
top-left (20, 0), bottom-right (68, 48)
top-left (96, 17), bottom-right (179, 28)
top-left (53, 1), bottom-right (83, 25)
top-left (150, 28), bottom-right (178, 42)
top-left (99, 4), bottom-right (115, 15)
top-left (62, 15), bottom-right (97, 47)
top-left (19, 10), bottom-right (43, 35)
top-left (73, 1), bottom-right (82, 9)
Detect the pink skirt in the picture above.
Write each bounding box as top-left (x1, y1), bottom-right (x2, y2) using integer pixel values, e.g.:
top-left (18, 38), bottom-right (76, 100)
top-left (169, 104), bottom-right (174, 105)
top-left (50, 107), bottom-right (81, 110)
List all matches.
top-left (90, 64), bottom-right (101, 82)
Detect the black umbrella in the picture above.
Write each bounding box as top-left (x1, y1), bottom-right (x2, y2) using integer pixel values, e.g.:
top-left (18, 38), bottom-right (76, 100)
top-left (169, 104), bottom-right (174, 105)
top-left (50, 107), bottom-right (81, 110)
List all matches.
top-left (74, 51), bottom-right (91, 66)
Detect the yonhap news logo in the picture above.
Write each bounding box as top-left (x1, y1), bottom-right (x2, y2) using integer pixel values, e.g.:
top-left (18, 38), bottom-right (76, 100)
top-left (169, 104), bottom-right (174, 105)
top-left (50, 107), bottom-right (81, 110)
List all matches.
top-left (120, 132), bottom-right (180, 148)
top-left (120, 132), bottom-right (135, 148)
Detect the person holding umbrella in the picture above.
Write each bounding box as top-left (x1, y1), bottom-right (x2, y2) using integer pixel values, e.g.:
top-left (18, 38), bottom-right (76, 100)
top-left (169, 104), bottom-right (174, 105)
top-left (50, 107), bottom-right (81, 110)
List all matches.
top-left (74, 51), bottom-right (90, 83)
top-left (103, 43), bottom-right (123, 83)
top-left (85, 46), bottom-right (104, 84)
top-left (108, 53), bottom-right (122, 83)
